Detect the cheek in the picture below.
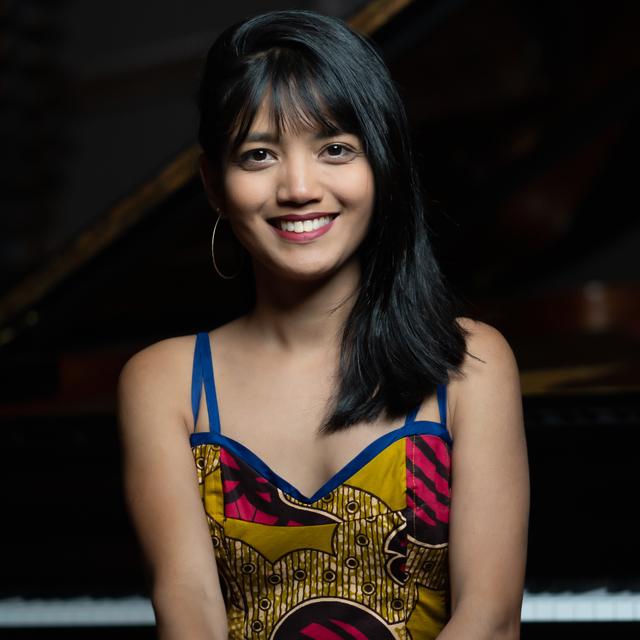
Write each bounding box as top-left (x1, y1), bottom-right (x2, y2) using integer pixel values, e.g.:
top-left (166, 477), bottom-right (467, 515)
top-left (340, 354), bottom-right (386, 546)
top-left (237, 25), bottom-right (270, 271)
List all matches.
top-left (223, 170), bottom-right (270, 214)
top-left (221, 171), bottom-right (271, 255)
top-left (335, 163), bottom-right (375, 214)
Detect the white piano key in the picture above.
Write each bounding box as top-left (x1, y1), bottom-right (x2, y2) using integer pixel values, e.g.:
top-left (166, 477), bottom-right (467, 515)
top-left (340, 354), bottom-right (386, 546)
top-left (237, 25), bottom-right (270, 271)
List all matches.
top-left (0, 597), bottom-right (155, 627)
top-left (574, 596), bottom-right (593, 621)
top-left (1, 590), bottom-right (640, 627)
top-left (594, 595), bottom-right (614, 621)
top-left (554, 596), bottom-right (573, 620)
top-left (521, 599), bottom-right (533, 620)
top-left (613, 594), bottom-right (634, 620)
top-left (520, 589), bottom-right (640, 622)
top-left (532, 594), bottom-right (554, 621)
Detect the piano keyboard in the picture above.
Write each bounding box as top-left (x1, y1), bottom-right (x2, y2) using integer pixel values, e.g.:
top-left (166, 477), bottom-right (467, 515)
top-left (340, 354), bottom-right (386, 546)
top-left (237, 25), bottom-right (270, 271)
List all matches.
top-left (0, 590), bottom-right (638, 627)
top-left (522, 589), bottom-right (640, 622)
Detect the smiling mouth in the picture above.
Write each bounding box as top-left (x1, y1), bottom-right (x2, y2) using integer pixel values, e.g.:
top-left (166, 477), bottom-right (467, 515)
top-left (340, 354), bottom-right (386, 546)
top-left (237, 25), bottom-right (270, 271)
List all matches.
top-left (267, 213), bottom-right (339, 233)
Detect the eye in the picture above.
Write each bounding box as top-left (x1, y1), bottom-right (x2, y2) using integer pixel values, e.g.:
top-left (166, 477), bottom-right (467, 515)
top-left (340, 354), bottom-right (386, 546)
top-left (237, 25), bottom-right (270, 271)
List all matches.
top-left (322, 143), bottom-right (358, 162)
top-left (237, 148), bottom-right (275, 169)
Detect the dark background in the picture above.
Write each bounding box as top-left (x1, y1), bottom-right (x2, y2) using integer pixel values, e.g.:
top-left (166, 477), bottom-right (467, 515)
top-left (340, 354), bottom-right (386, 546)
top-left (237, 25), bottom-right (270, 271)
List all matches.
top-left (1, 0), bottom-right (638, 636)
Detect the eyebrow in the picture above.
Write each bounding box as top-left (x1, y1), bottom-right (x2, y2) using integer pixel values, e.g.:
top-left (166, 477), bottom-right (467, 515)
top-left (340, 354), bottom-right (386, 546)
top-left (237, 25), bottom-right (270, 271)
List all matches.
top-left (244, 132), bottom-right (278, 144)
top-left (244, 129), bottom-right (348, 144)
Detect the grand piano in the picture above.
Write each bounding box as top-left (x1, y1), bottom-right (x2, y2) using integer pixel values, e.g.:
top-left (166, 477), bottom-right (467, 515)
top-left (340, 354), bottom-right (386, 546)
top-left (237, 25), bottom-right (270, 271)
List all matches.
top-left (1, 0), bottom-right (639, 637)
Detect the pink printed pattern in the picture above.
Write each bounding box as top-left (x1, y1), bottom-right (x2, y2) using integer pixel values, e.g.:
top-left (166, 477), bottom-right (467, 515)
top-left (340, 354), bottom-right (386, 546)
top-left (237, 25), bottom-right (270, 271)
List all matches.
top-left (273, 600), bottom-right (396, 638)
top-left (219, 448), bottom-right (335, 526)
top-left (406, 434), bottom-right (451, 545)
top-left (300, 620), bottom-right (370, 638)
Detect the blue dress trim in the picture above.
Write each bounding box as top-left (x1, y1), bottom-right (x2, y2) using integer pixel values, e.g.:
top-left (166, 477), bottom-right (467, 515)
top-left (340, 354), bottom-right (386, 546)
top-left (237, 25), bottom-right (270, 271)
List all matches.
top-left (190, 420), bottom-right (450, 504)
top-left (437, 382), bottom-right (447, 426)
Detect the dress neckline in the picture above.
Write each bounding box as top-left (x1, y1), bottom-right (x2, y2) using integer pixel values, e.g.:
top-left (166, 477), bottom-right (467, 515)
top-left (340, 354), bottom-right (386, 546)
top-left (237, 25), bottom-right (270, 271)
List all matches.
top-left (190, 331), bottom-right (450, 502)
top-left (190, 419), bottom-right (450, 504)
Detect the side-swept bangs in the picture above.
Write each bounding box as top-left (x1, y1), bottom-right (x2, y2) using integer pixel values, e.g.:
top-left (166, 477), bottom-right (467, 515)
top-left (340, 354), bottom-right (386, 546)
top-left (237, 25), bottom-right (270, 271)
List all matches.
top-left (198, 10), bottom-right (402, 201)
top-left (224, 48), bottom-right (360, 157)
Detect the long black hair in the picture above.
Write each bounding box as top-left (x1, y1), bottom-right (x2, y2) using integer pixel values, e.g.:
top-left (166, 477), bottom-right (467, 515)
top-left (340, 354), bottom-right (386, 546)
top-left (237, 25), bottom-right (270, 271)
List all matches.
top-left (197, 9), bottom-right (469, 431)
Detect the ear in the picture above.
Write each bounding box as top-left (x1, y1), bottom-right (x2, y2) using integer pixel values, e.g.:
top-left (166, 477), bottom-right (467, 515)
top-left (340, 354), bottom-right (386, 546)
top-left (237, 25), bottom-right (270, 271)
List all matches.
top-left (199, 153), bottom-right (224, 213)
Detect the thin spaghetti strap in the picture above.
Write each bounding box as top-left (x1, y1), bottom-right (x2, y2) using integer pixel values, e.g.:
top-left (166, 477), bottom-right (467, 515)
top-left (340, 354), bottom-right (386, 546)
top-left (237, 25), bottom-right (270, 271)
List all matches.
top-left (191, 332), bottom-right (222, 434)
top-left (404, 406), bottom-right (420, 426)
top-left (404, 384), bottom-right (447, 427)
top-left (436, 383), bottom-right (447, 427)
top-left (200, 332), bottom-right (222, 434)
top-left (191, 334), bottom-right (204, 428)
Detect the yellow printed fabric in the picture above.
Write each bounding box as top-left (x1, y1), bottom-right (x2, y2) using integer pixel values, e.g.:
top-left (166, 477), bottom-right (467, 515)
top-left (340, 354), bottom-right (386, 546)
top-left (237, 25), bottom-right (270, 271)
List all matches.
top-left (191, 430), bottom-right (451, 639)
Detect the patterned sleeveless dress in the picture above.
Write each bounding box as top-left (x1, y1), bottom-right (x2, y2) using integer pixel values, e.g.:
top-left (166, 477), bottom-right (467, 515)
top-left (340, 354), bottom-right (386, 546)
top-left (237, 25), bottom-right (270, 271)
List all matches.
top-left (190, 332), bottom-right (452, 639)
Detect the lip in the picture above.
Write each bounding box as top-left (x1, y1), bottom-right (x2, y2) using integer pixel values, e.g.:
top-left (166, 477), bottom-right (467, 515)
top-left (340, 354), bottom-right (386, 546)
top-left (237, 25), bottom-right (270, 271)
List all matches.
top-left (269, 215), bottom-right (337, 243)
top-left (268, 212), bottom-right (339, 222)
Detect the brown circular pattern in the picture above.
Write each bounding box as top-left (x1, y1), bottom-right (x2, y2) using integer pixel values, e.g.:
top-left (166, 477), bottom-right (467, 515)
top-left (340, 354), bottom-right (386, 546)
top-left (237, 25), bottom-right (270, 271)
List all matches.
top-left (323, 569), bottom-right (336, 582)
top-left (241, 562), bottom-right (256, 575)
top-left (268, 573), bottom-right (281, 585)
top-left (211, 536), bottom-right (220, 548)
top-left (321, 493), bottom-right (334, 503)
top-left (293, 568), bottom-right (306, 581)
top-left (391, 598), bottom-right (404, 610)
top-left (251, 619), bottom-right (264, 632)
top-left (345, 500), bottom-right (360, 514)
top-left (362, 582), bottom-right (375, 595)
top-left (355, 533), bottom-right (369, 546)
top-left (195, 457), bottom-right (205, 469)
top-left (344, 556), bottom-right (359, 569)
top-left (259, 598), bottom-right (271, 610)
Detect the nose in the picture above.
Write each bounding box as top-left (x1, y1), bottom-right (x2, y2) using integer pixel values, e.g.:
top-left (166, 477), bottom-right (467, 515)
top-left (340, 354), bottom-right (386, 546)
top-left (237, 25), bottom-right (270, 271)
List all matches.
top-left (276, 153), bottom-right (323, 206)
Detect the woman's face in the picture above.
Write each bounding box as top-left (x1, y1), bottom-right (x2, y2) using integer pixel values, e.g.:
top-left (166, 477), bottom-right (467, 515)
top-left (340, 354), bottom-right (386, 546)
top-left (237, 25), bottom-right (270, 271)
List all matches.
top-left (213, 101), bottom-right (375, 282)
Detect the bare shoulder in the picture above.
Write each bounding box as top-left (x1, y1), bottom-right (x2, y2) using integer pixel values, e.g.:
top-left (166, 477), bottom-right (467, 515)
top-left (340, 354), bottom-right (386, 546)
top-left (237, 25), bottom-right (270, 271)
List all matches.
top-left (455, 317), bottom-right (519, 377)
top-left (449, 317), bottom-right (521, 434)
top-left (117, 333), bottom-right (198, 436)
top-left (119, 333), bottom-right (196, 383)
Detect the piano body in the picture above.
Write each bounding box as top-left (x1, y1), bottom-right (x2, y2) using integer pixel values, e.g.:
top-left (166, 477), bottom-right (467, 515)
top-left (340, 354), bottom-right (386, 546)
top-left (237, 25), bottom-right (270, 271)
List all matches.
top-left (1, 0), bottom-right (639, 637)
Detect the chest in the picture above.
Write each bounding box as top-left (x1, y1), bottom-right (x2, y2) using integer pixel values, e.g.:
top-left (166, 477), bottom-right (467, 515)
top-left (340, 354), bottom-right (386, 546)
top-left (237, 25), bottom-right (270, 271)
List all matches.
top-left (194, 350), bottom-right (415, 497)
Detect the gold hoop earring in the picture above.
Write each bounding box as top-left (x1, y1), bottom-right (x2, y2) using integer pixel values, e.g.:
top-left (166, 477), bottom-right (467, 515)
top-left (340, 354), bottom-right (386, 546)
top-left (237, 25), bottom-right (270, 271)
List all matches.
top-left (211, 213), bottom-right (241, 280)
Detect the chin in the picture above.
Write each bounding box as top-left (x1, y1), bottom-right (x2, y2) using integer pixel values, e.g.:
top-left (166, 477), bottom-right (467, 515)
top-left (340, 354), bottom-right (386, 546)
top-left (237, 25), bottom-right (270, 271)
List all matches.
top-left (281, 265), bottom-right (337, 283)
top-left (266, 257), bottom-right (346, 283)
top-left (255, 244), bottom-right (361, 284)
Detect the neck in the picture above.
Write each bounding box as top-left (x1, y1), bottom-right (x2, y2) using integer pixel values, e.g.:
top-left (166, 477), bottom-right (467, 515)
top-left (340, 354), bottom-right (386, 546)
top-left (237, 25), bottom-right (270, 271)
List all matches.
top-left (244, 259), bottom-right (361, 354)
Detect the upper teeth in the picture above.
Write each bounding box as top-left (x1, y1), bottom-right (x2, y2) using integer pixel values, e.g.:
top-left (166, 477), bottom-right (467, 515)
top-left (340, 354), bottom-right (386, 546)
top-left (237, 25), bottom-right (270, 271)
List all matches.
top-left (278, 216), bottom-right (333, 233)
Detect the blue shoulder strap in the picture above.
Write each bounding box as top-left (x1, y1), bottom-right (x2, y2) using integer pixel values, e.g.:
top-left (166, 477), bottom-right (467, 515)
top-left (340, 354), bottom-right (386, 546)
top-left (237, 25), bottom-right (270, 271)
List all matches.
top-left (190, 332), bottom-right (222, 434)
top-left (404, 405), bottom-right (420, 425)
top-left (437, 382), bottom-right (447, 427)
top-left (403, 383), bottom-right (447, 427)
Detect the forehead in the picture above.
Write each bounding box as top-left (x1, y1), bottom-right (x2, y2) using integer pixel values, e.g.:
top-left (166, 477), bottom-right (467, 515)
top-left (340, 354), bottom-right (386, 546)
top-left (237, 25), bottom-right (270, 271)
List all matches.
top-left (247, 100), bottom-right (284, 131)
top-left (231, 86), bottom-right (346, 149)
top-left (247, 101), bottom-right (329, 136)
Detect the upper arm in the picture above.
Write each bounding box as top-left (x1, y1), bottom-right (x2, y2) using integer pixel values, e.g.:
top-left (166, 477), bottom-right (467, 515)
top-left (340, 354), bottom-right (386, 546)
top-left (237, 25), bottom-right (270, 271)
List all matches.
top-left (447, 319), bottom-right (529, 633)
top-left (117, 338), bottom-right (226, 625)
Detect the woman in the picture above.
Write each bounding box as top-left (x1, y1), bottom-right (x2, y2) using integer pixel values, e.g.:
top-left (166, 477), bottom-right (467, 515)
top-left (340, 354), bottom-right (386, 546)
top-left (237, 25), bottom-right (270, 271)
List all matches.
top-left (117, 9), bottom-right (529, 639)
